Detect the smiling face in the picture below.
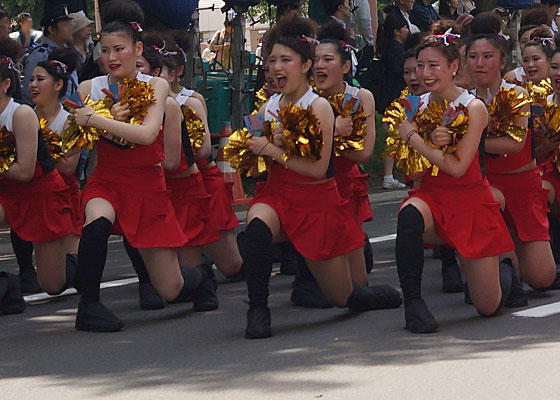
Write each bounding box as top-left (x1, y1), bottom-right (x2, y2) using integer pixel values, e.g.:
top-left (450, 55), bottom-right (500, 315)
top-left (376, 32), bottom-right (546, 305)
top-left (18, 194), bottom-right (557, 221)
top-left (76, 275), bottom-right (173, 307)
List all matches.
top-left (549, 52), bottom-right (560, 94)
top-left (417, 47), bottom-right (458, 94)
top-left (101, 32), bottom-right (143, 79)
top-left (29, 66), bottom-right (62, 106)
top-left (313, 43), bottom-right (350, 92)
top-left (522, 45), bottom-right (550, 83)
top-left (466, 38), bottom-right (505, 89)
top-left (403, 56), bottom-right (426, 95)
top-left (268, 43), bottom-right (311, 94)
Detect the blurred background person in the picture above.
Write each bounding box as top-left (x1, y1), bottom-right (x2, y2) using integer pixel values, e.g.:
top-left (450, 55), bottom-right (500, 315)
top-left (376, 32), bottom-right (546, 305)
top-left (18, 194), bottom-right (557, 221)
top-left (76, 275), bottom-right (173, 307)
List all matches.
top-left (10, 12), bottom-right (42, 50)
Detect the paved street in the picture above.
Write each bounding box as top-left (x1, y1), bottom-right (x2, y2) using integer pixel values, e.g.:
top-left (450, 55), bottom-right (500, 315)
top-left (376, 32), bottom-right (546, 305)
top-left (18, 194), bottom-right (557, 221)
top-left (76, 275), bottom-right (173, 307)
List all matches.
top-left (1, 190), bottom-right (560, 399)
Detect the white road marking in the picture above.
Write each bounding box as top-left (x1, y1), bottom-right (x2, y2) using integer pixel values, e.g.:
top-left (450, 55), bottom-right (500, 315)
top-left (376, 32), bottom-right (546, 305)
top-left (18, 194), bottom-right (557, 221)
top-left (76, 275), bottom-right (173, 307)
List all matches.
top-left (24, 277), bottom-right (139, 303)
top-left (369, 234), bottom-right (397, 244)
top-left (512, 301), bottom-right (560, 318)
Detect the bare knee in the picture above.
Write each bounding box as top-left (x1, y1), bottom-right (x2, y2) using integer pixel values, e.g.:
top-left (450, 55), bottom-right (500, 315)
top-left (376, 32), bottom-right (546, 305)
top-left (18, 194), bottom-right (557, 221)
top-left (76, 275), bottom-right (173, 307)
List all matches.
top-left (154, 279), bottom-right (183, 302)
top-left (526, 271), bottom-right (556, 289)
top-left (475, 298), bottom-right (501, 317)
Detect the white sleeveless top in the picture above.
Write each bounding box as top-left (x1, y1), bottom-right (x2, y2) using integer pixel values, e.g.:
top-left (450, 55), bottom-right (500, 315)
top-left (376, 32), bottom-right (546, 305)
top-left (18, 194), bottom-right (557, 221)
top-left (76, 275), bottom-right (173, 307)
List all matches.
top-left (264, 86), bottom-right (318, 123)
top-left (90, 72), bottom-right (153, 101)
top-left (547, 93), bottom-right (555, 103)
top-left (513, 66), bottom-right (527, 82)
top-left (175, 87), bottom-right (195, 107)
top-left (419, 89), bottom-right (476, 112)
top-left (48, 104), bottom-right (69, 135)
top-left (343, 82), bottom-right (360, 97)
top-left (0, 98), bottom-right (21, 131)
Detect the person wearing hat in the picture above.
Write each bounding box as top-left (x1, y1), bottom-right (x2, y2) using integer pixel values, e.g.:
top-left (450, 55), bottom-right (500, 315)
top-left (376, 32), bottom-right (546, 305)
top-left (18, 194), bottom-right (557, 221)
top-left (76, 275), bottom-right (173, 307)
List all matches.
top-left (10, 13), bottom-right (43, 50)
top-left (21, 4), bottom-right (76, 106)
top-left (70, 11), bottom-right (94, 66)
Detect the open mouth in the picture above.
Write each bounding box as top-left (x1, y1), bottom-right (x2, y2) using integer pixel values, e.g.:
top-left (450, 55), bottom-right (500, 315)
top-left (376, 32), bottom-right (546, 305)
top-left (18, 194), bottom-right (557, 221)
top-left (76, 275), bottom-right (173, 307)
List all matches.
top-left (423, 79), bottom-right (436, 87)
top-left (31, 90), bottom-right (40, 98)
top-left (276, 76), bottom-right (287, 89)
top-left (555, 78), bottom-right (560, 90)
top-left (315, 72), bottom-right (328, 83)
top-left (108, 63), bottom-right (121, 71)
top-left (526, 68), bottom-right (538, 77)
top-left (410, 83), bottom-right (420, 92)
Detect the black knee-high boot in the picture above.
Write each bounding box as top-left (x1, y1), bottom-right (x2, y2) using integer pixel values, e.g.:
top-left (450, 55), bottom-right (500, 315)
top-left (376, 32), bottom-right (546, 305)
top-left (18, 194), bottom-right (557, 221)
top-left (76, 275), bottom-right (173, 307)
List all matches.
top-left (549, 212), bottom-right (560, 263)
top-left (237, 218), bottom-right (273, 339)
top-left (123, 238), bottom-right (165, 310)
top-left (345, 282), bottom-right (402, 311)
top-left (0, 271), bottom-right (26, 315)
top-left (75, 217), bottom-right (123, 332)
top-left (396, 205), bottom-right (438, 333)
top-left (440, 245), bottom-right (463, 293)
top-left (10, 229), bottom-right (40, 294)
top-left (363, 232), bottom-right (374, 274)
top-left (290, 251), bottom-right (334, 309)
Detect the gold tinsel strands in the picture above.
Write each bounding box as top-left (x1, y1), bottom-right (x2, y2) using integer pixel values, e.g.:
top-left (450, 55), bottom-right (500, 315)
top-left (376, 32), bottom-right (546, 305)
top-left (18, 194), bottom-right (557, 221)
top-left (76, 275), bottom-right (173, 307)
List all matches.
top-left (0, 126), bottom-right (15, 173)
top-left (327, 93), bottom-right (367, 156)
top-left (416, 100), bottom-right (469, 176)
top-left (526, 79), bottom-right (554, 105)
top-left (61, 96), bottom-right (114, 152)
top-left (181, 106), bottom-right (205, 154)
top-left (254, 85), bottom-right (270, 111)
top-left (119, 77), bottom-right (156, 125)
top-left (277, 103), bottom-right (323, 162)
top-left (40, 118), bottom-right (63, 161)
top-left (400, 87), bottom-right (411, 97)
top-left (224, 127), bottom-right (270, 177)
top-left (541, 100), bottom-right (560, 140)
top-left (486, 88), bottom-right (530, 142)
top-left (382, 97), bottom-right (432, 176)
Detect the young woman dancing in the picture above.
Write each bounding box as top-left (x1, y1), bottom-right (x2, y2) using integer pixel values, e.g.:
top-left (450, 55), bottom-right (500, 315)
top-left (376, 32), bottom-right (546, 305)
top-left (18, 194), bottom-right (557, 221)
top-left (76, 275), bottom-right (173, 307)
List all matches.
top-left (71, 0), bottom-right (216, 332)
top-left (0, 37), bottom-right (75, 309)
top-left (392, 29), bottom-right (517, 334)
top-left (466, 17), bottom-right (556, 303)
top-left (238, 12), bottom-right (402, 339)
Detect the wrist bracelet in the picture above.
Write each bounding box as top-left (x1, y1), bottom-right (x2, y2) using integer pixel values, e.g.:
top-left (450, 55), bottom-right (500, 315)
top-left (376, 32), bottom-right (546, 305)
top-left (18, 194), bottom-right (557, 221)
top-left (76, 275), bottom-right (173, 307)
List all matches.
top-left (406, 129), bottom-right (418, 144)
top-left (257, 142), bottom-right (270, 156)
top-left (85, 112), bottom-right (94, 128)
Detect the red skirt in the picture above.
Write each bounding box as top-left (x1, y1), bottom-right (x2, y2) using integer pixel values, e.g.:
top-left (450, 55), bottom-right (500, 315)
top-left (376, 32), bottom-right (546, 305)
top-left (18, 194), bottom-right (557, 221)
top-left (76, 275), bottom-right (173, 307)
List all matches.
top-left (406, 179), bottom-right (514, 259)
top-left (200, 165), bottom-right (239, 231)
top-left (540, 161), bottom-right (560, 207)
top-left (0, 169), bottom-right (74, 242)
top-left (487, 168), bottom-right (550, 242)
top-left (250, 178), bottom-right (365, 261)
top-left (61, 173), bottom-right (83, 236)
top-left (334, 159), bottom-right (373, 224)
top-left (166, 172), bottom-right (220, 247)
top-left (81, 165), bottom-right (187, 248)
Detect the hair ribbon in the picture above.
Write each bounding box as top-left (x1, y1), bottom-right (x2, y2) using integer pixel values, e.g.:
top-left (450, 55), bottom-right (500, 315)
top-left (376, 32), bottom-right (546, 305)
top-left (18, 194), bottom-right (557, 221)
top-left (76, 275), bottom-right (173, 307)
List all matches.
top-left (434, 28), bottom-right (460, 46)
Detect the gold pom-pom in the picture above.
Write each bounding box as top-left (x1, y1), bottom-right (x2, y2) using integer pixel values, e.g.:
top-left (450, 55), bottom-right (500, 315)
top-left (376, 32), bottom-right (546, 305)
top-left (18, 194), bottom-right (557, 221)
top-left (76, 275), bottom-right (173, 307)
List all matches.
top-left (400, 87), bottom-right (411, 97)
top-left (382, 97), bottom-right (432, 176)
top-left (224, 127), bottom-right (270, 177)
top-left (254, 85), bottom-right (271, 111)
top-left (181, 106), bottom-right (205, 155)
top-left (327, 93), bottom-right (367, 156)
top-left (277, 103), bottom-right (323, 162)
top-left (526, 78), bottom-right (554, 105)
top-left (120, 77), bottom-right (156, 125)
top-left (62, 96), bottom-right (114, 152)
top-left (486, 88), bottom-right (530, 142)
top-left (0, 126), bottom-right (16, 173)
top-left (40, 118), bottom-right (63, 161)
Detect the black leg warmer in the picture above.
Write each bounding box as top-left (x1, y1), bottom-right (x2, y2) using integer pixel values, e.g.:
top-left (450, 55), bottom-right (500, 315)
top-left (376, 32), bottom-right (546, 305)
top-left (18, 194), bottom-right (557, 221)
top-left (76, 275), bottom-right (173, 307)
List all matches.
top-left (290, 251), bottom-right (333, 309)
top-left (237, 218), bottom-right (273, 339)
top-left (75, 217), bottom-right (112, 303)
top-left (123, 238), bottom-right (151, 284)
top-left (440, 245), bottom-right (464, 293)
top-left (363, 232), bottom-right (374, 274)
top-left (396, 205), bottom-right (438, 333)
top-left (345, 282), bottom-right (402, 311)
top-left (11, 229), bottom-right (40, 294)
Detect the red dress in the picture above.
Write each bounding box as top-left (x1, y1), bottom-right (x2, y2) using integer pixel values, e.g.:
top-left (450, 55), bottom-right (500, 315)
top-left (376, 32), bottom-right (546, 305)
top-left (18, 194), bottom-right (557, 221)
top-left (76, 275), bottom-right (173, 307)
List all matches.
top-left (2, 165), bottom-right (74, 242)
top-left (165, 149), bottom-right (220, 247)
top-left (81, 132), bottom-right (188, 248)
top-left (486, 131), bottom-right (550, 242)
top-left (251, 163), bottom-right (365, 261)
top-left (196, 159), bottom-right (239, 231)
top-left (406, 153), bottom-right (514, 258)
top-left (334, 157), bottom-right (373, 224)
top-left (540, 157), bottom-right (560, 206)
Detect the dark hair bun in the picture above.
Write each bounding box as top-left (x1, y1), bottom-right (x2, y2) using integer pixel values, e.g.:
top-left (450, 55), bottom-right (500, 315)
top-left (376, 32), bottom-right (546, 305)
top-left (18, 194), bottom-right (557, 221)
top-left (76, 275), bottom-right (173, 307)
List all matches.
top-left (269, 11), bottom-right (316, 43)
top-left (432, 20), bottom-right (461, 35)
top-left (470, 12), bottom-right (502, 35)
top-left (101, 0), bottom-right (144, 26)
top-left (48, 48), bottom-right (79, 73)
top-left (0, 37), bottom-right (22, 63)
top-left (317, 19), bottom-right (351, 43)
top-left (173, 30), bottom-right (192, 54)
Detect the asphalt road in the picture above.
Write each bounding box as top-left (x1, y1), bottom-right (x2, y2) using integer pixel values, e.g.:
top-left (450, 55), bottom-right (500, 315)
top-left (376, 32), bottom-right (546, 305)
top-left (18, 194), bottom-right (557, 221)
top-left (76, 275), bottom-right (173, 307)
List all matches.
top-left (1, 190), bottom-right (560, 400)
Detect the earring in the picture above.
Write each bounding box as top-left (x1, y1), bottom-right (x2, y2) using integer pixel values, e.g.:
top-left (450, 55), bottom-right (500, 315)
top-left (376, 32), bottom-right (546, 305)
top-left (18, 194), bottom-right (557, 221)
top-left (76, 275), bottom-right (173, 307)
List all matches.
top-left (452, 72), bottom-right (456, 76)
